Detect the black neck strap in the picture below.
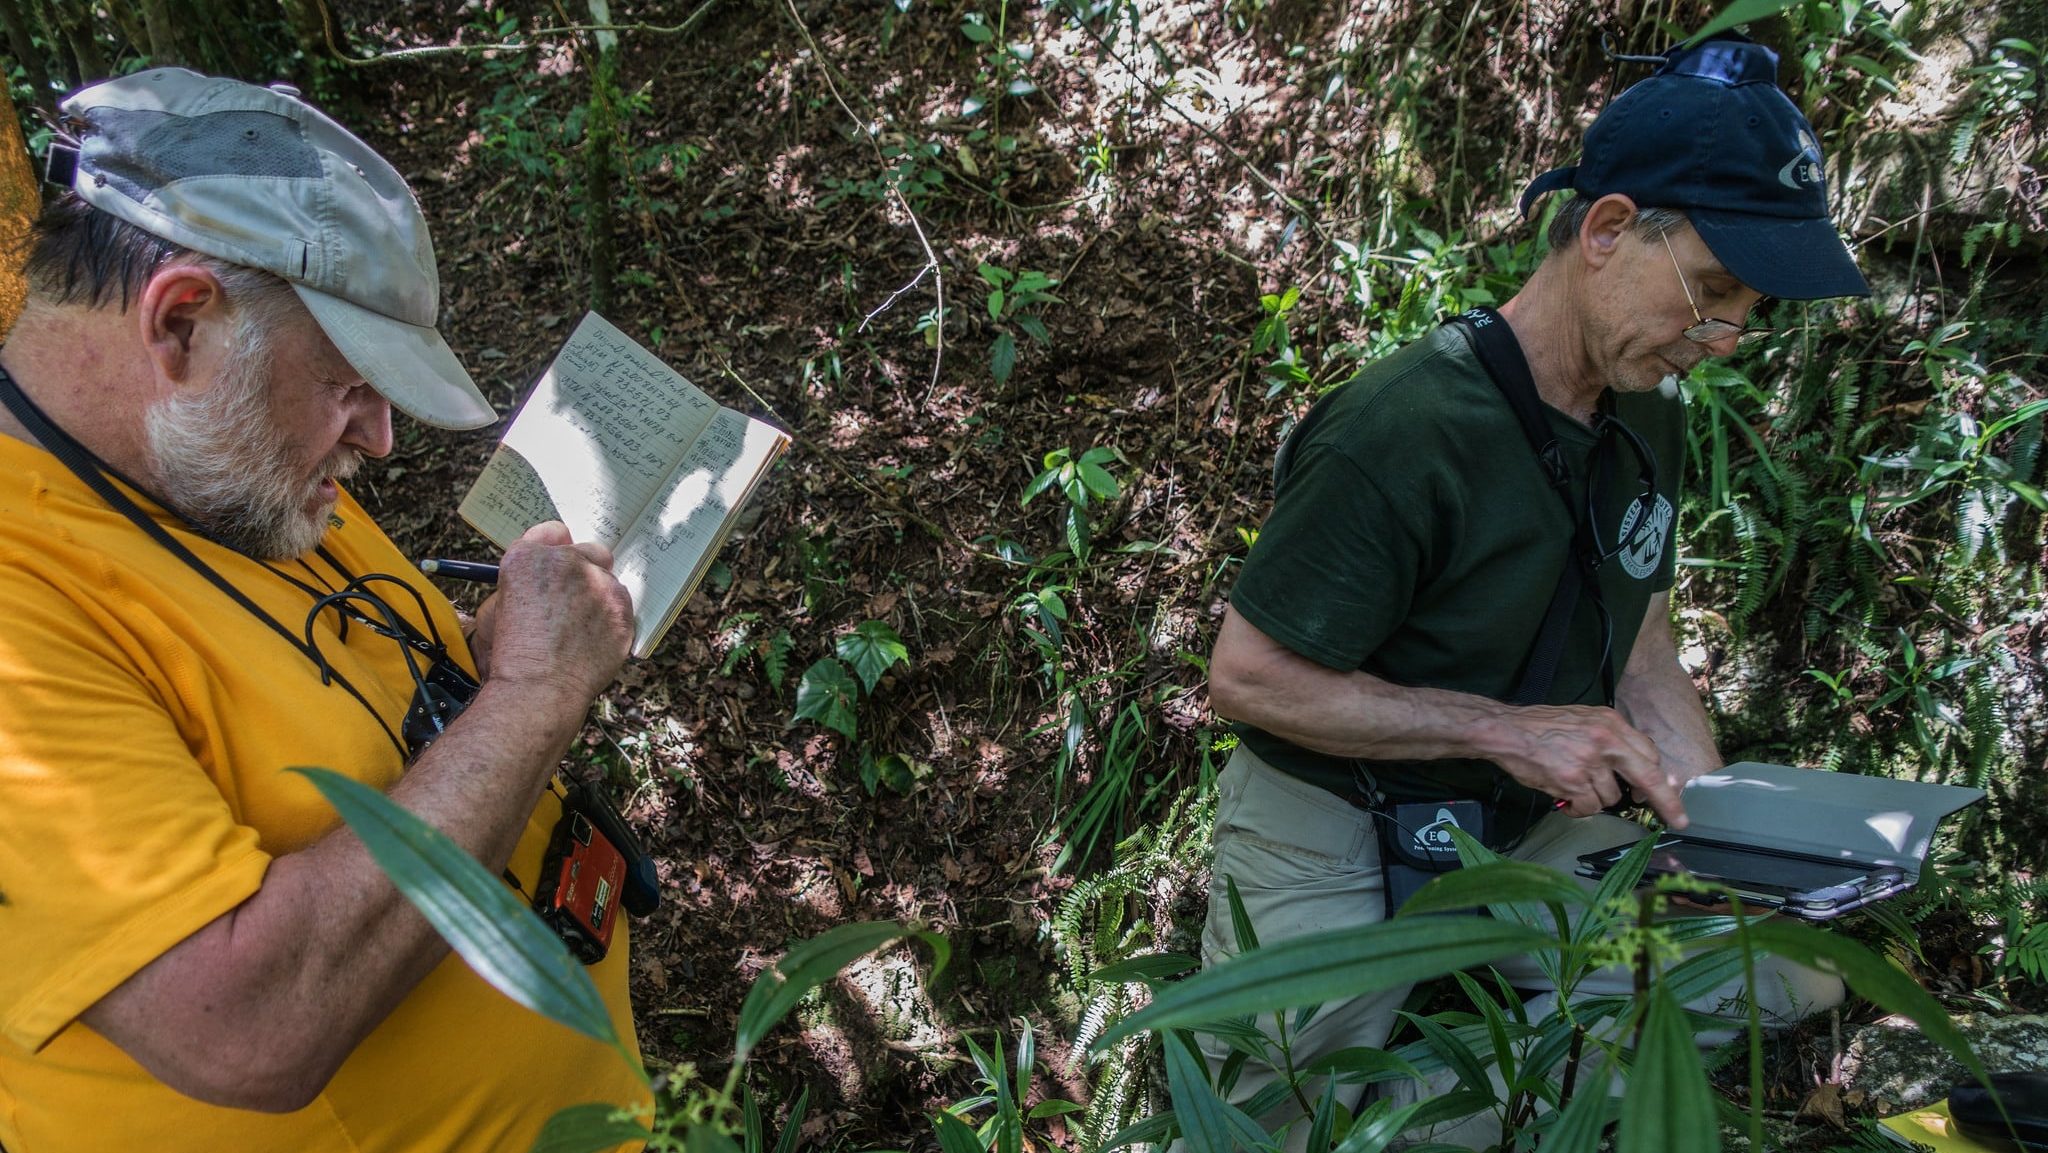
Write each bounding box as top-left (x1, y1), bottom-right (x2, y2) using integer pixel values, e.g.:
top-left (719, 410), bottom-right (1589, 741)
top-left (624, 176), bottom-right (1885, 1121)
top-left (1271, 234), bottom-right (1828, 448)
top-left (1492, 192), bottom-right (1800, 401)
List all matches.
top-left (1446, 306), bottom-right (1616, 706)
top-left (0, 365), bottom-right (411, 758)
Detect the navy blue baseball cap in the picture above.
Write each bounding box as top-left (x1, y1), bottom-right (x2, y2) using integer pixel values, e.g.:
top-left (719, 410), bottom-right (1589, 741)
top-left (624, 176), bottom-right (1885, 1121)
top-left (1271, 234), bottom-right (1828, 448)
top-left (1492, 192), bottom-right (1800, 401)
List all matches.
top-left (1520, 34), bottom-right (1868, 300)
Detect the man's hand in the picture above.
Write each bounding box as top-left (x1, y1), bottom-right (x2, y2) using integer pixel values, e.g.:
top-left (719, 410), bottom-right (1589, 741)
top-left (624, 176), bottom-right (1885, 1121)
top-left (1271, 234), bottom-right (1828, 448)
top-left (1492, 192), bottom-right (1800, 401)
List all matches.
top-left (470, 521), bottom-right (635, 702)
top-left (1479, 704), bottom-right (1690, 828)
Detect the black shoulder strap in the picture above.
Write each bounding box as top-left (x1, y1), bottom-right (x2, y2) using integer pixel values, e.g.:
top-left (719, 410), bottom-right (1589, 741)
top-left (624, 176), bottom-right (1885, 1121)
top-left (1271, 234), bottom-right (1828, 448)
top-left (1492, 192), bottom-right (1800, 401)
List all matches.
top-left (0, 365), bottom-right (412, 758)
top-left (1445, 307), bottom-right (1605, 707)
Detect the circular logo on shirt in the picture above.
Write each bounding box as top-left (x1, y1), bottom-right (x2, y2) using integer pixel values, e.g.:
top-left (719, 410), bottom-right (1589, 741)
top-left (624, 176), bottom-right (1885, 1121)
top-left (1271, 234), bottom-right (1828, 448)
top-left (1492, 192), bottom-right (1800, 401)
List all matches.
top-left (1616, 494), bottom-right (1674, 580)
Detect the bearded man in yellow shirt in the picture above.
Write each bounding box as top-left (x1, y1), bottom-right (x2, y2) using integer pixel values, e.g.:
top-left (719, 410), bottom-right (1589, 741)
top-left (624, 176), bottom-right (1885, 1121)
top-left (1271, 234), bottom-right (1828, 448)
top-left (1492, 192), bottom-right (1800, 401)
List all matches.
top-left (0, 70), bottom-right (650, 1151)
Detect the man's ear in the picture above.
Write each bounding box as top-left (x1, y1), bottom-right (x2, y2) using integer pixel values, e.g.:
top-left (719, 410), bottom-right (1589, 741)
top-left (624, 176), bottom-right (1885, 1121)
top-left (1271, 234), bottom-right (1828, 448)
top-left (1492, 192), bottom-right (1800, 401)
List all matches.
top-left (1577, 193), bottom-right (1640, 271)
top-left (134, 263), bottom-right (229, 387)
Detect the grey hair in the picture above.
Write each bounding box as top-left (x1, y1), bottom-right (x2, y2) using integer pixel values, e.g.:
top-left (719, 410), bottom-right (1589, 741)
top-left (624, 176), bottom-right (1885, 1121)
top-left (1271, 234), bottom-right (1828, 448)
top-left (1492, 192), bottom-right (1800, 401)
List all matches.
top-left (1543, 194), bottom-right (1691, 252)
top-left (25, 192), bottom-right (301, 327)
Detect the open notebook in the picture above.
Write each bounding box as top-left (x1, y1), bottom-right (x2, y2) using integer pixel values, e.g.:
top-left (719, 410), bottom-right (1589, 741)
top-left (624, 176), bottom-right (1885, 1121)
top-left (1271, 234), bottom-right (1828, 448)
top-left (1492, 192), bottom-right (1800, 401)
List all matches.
top-left (459, 313), bottom-right (788, 658)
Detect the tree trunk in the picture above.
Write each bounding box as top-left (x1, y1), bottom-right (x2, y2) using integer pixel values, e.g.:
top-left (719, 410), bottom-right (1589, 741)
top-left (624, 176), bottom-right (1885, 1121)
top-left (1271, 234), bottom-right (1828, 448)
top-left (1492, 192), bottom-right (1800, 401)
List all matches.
top-left (0, 0), bottom-right (53, 112)
top-left (582, 0), bottom-right (620, 315)
top-left (138, 0), bottom-right (183, 67)
top-left (40, 0), bottom-right (107, 84)
top-left (24, 0), bottom-right (73, 88)
top-left (0, 76), bottom-right (40, 341)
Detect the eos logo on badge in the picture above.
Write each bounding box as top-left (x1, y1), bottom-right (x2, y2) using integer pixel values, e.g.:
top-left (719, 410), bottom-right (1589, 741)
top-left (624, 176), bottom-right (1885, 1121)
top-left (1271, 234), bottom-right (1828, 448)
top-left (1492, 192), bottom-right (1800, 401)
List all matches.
top-left (1778, 126), bottom-right (1825, 190)
top-left (1617, 494), bottom-right (1674, 580)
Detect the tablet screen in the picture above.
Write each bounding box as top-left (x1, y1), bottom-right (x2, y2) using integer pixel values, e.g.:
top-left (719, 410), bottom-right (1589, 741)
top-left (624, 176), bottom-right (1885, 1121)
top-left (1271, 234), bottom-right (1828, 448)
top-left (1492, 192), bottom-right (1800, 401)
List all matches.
top-left (1642, 838), bottom-right (1874, 895)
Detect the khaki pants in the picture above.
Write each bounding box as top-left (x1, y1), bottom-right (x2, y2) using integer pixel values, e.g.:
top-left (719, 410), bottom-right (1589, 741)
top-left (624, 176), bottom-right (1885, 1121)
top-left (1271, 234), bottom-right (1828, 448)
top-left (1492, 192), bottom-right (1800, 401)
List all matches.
top-left (1180, 745), bottom-right (1844, 1150)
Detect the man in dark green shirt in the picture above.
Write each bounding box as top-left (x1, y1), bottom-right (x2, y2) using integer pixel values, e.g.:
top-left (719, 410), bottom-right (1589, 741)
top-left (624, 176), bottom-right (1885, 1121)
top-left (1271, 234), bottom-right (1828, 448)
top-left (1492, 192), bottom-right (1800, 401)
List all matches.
top-left (1194, 34), bottom-right (1872, 1146)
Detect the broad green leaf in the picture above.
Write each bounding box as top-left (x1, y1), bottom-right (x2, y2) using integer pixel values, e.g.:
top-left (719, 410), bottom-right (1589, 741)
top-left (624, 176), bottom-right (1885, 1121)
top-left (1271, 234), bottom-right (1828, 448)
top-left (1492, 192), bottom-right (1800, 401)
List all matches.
top-left (836, 620), bottom-right (909, 692)
top-left (1021, 466), bottom-right (1061, 506)
top-left (735, 922), bottom-right (944, 1062)
top-left (990, 331), bottom-right (1017, 385)
top-left (959, 20), bottom-right (994, 43)
top-left (1164, 1030), bottom-right (1268, 1152)
top-left (932, 1108), bottom-right (982, 1153)
top-left (793, 657), bottom-right (860, 739)
top-left (1685, 0), bottom-right (1802, 44)
top-left (1094, 917), bottom-right (1552, 1049)
top-left (1078, 461), bottom-right (1120, 501)
top-left (1617, 983), bottom-right (1718, 1153)
top-left (1745, 917), bottom-right (1989, 1086)
top-left (1089, 953), bottom-right (1200, 985)
top-left (986, 287), bottom-right (1006, 320)
top-left (1397, 859), bottom-right (1588, 917)
top-left (291, 768), bottom-right (617, 1048)
top-left (868, 752), bottom-right (927, 795)
top-left (1029, 1100), bottom-right (1085, 1118)
top-left (530, 1103), bottom-right (655, 1153)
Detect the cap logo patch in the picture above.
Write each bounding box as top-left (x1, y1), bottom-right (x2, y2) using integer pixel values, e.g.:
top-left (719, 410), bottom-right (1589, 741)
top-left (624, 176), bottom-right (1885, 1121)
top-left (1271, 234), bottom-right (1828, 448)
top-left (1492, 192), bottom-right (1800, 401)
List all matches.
top-left (1777, 126), bottom-right (1825, 190)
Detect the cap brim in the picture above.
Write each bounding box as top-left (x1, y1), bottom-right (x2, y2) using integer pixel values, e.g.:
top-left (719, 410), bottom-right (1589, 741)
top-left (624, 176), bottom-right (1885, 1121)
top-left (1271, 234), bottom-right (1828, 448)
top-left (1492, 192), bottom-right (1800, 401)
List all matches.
top-left (1689, 209), bottom-right (1870, 300)
top-left (292, 285), bottom-right (497, 430)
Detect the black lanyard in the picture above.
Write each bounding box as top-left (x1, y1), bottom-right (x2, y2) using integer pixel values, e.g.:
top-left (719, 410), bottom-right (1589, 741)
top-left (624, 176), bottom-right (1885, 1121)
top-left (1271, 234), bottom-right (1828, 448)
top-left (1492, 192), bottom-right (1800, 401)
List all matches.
top-left (1446, 306), bottom-right (1658, 707)
top-left (0, 364), bottom-right (415, 760)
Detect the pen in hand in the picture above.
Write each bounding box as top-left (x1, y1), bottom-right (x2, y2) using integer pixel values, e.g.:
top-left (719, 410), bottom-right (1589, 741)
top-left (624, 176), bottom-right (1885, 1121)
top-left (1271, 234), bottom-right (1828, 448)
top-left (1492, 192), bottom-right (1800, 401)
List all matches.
top-left (418, 558), bottom-right (500, 584)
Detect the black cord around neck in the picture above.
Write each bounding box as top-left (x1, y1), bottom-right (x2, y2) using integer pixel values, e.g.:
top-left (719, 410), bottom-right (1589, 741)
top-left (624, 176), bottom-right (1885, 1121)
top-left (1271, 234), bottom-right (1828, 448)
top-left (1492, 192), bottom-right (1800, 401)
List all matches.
top-left (0, 364), bottom-right (411, 760)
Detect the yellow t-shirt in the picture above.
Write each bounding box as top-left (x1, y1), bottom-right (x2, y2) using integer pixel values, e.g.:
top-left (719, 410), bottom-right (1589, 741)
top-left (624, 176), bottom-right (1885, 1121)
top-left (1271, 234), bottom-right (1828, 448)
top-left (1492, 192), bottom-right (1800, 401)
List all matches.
top-left (0, 438), bottom-right (648, 1152)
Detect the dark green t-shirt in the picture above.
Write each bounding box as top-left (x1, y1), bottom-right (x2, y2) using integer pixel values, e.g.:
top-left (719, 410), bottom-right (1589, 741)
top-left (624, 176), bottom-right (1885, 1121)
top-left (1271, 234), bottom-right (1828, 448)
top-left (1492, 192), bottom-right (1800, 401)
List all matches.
top-left (1230, 322), bottom-right (1686, 837)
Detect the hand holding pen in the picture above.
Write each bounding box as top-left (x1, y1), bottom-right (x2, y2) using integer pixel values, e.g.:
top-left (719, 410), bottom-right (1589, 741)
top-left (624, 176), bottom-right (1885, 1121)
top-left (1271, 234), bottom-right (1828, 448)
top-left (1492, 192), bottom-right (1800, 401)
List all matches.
top-left (418, 558), bottom-right (500, 584)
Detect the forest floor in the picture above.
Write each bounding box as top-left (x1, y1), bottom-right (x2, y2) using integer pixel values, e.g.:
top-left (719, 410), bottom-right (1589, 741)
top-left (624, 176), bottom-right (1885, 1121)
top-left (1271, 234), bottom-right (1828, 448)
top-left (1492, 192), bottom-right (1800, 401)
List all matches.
top-left (322, 0), bottom-right (2040, 1147)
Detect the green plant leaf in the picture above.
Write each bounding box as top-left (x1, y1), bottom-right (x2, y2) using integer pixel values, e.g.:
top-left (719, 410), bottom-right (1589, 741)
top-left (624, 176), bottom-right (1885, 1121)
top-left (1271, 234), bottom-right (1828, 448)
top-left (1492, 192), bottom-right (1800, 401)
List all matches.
top-left (684, 1126), bottom-right (744, 1153)
top-left (1093, 917), bottom-right (1553, 1049)
top-left (1617, 982), bottom-right (1718, 1153)
top-left (1296, 1045), bottom-right (1423, 1086)
top-left (991, 331), bottom-right (1017, 386)
top-left (734, 922), bottom-right (945, 1063)
top-left (1088, 953), bottom-right (1200, 985)
top-left (932, 1108), bottom-right (983, 1153)
top-left (1163, 1030), bottom-right (1268, 1152)
top-left (1685, 0), bottom-right (1802, 44)
top-left (1534, 1076), bottom-right (1620, 1153)
top-left (1077, 461), bottom-right (1120, 501)
top-left (1397, 859), bottom-right (1590, 917)
top-left (793, 657), bottom-right (860, 739)
top-left (837, 619), bottom-right (910, 692)
top-left (1398, 1012), bottom-right (1494, 1108)
top-left (530, 1103), bottom-right (655, 1153)
top-left (1744, 917), bottom-right (1990, 1086)
top-left (770, 1087), bottom-right (810, 1153)
top-left (290, 768), bottom-right (618, 1048)
top-left (1028, 1100), bottom-right (1085, 1118)
top-left (1332, 1096), bottom-right (1431, 1152)
top-left (1225, 874), bottom-right (1261, 952)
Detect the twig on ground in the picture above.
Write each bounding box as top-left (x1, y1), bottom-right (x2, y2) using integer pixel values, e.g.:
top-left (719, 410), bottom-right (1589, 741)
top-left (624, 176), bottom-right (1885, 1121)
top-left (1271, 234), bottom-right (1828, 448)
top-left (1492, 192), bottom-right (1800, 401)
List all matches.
top-left (312, 0), bottom-right (722, 65)
top-left (775, 0), bottom-right (946, 402)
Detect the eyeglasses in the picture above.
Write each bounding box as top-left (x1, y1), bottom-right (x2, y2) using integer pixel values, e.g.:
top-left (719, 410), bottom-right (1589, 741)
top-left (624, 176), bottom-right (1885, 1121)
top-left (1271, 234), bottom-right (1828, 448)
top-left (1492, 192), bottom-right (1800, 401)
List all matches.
top-left (1661, 234), bottom-right (1772, 347)
top-left (301, 574), bottom-right (480, 761)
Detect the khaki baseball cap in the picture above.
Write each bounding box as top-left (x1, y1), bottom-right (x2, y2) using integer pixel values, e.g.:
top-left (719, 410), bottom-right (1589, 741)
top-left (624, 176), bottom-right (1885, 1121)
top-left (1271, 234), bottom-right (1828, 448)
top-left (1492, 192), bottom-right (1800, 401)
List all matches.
top-left (49, 67), bottom-right (496, 429)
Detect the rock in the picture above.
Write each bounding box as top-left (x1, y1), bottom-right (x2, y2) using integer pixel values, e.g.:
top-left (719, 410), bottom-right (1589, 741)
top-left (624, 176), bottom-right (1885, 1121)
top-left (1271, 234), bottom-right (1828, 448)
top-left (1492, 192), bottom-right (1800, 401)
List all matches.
top-left (1840, 1012), bottom-right (2048, 1108)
